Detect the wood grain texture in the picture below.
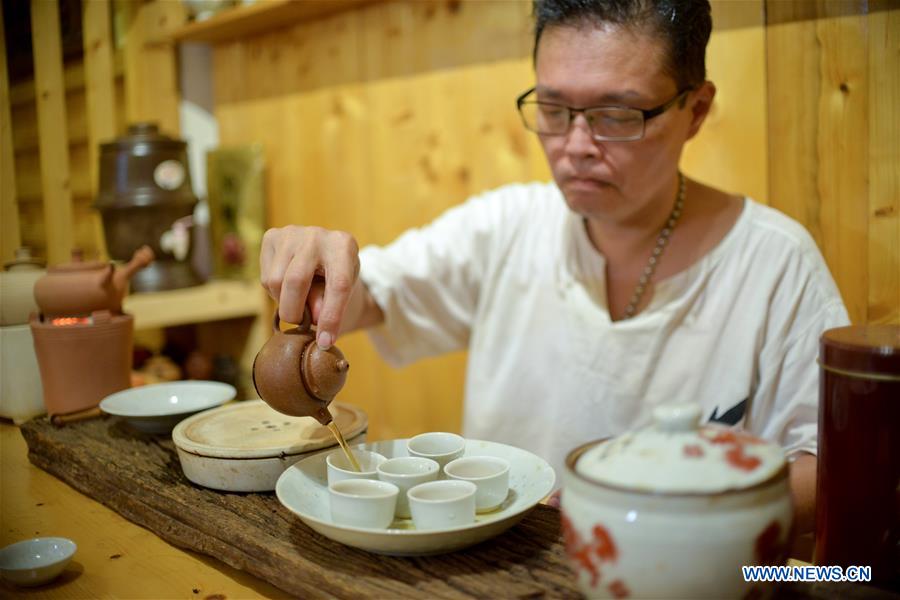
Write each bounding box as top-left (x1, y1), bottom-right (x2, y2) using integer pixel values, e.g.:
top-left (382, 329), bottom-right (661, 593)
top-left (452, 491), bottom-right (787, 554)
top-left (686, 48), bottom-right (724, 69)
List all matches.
top-left (30, 0), bottom-right (74, 266)
top-left (123, 0), bottom-right (184, 136)
top-left (866, 5), bottom-right (899, 325)
top-left (83, 0), bottom-right (118, 259)
top-left (766, 1), bottom-right (898, 325)
top-left (19, 416), bottom-right (578, 599)
top-left (0, 5), bottom-right (20, 262)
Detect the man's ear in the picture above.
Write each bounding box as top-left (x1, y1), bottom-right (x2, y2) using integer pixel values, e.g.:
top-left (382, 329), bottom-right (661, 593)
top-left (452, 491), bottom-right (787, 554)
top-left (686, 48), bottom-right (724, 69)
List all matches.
top-left (686, 80), bottom-right (716, 140)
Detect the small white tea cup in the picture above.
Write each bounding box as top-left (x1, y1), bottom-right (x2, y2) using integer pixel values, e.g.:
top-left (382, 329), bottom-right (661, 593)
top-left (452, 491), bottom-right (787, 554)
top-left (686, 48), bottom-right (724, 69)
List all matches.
top-left (326, 449), bottom-right (386, 486)
top-left (329, 479), bottom-right (399, 529)
top-left (406, 432), bottom-right (466, 471)
top-left (407, 479), bottom-right (476, 530)
top-left (444, 455), bottom-right (510, 513)
top-left (377, 457), bottom-right (440, 518)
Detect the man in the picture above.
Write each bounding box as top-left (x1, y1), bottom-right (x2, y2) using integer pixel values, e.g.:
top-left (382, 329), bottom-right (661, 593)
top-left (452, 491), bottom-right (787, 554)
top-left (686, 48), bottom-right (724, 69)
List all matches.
top-left (260, 0), bottom-right (848, 534)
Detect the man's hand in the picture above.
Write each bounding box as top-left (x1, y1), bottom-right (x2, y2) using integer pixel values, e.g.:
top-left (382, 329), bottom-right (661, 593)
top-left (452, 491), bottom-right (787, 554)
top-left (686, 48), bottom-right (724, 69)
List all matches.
top-left (260, 226), bottom-right (360, 348)
top-left (789, 453), bottom-right (817, 535)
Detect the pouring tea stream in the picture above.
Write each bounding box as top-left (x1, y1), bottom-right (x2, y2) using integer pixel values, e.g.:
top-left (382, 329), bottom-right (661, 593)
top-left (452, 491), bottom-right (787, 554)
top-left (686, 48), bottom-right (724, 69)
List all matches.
top-left (252, 310), bottom-right (359, 471)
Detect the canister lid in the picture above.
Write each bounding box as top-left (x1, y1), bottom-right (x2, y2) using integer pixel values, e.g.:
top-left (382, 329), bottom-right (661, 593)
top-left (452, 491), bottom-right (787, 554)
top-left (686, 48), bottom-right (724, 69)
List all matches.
top-left (573, 404), bottom-right (787, 494)
top-left (820, 325), bottom-right (900, 378)
top-left (100, 122), bottom-right (186, 151)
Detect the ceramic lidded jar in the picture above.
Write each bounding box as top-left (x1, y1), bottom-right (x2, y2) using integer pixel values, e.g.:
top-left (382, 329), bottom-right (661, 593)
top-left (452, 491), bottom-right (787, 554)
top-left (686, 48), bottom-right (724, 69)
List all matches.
top-left (0, 248), bottom-right (45, 326)
top-left (561, 404), bottom-right (793, 599)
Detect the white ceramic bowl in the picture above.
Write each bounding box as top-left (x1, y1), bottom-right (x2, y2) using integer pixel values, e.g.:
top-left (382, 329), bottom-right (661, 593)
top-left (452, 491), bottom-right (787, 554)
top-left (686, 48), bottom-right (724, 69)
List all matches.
top-left (406, 432), bottom-right (466, 471)
top-left (326, 449), bottom-right (386, 485)
top-left (100, 380), bottom-right (236, 434)
top-left (0, 537), bottom-right (76, 587)
top-left (445, 455), bottom-right (510, 513)
top-left (329, 479), bottom-right (399, 529)
top-left (407, 479), bottom-right (477, 530)
top-left (377, 457), bottom-right (440, 518)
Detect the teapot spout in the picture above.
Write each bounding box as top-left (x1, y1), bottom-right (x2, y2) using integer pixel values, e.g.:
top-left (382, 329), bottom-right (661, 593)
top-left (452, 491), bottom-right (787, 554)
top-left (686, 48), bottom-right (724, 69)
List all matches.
top-left (113, 246), bottom-right (154, 291)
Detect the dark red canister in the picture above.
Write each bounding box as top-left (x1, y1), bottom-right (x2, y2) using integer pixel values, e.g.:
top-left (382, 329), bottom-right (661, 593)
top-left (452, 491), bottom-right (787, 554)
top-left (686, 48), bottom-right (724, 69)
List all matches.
top-left (816, 325), bottom-right (899, 587)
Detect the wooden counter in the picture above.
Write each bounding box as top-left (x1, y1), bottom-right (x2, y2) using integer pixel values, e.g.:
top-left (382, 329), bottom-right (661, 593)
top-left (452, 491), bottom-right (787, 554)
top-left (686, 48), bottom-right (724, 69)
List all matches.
top-left (0, 421), bottom-right (286, 599)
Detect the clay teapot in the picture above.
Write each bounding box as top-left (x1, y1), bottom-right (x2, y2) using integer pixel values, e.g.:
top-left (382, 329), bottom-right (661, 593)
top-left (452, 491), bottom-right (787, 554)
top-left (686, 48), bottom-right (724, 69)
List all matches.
top-left (33, 246), bottom-right (155, 319)
top-left (252, 311), bottom-right (349, 425)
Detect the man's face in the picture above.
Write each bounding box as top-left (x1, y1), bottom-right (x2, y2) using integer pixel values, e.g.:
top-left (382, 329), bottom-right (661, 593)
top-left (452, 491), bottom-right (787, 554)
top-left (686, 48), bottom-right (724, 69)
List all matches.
top-left (535, 24), bottom-right (704, 224)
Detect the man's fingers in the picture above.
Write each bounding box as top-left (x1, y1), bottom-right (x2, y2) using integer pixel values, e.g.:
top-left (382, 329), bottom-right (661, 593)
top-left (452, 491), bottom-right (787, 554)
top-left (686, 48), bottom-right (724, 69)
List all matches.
top-left (316, 231), bottom-right (360, 348)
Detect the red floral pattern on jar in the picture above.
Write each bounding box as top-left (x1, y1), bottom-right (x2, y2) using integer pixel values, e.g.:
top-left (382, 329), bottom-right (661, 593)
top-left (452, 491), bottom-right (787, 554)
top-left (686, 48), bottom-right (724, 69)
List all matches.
top-left (701, 428), bottom-right (763, 472)
top-left (683, 444), bottom-right (704, 458)
top-left (561, 512), bottom-right (628, 596)
top-left (754, 520), bottom-right (788, 565)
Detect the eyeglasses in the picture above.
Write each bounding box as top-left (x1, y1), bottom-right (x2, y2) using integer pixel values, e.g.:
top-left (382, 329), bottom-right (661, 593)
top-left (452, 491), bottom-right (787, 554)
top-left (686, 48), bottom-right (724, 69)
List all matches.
top-left (515, 87), bottom-right (692, 141)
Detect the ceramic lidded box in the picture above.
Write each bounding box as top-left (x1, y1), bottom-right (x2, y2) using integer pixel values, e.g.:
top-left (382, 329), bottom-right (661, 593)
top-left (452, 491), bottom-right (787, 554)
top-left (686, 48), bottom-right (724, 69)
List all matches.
top-left (561, 404), bottom-right (793, 599)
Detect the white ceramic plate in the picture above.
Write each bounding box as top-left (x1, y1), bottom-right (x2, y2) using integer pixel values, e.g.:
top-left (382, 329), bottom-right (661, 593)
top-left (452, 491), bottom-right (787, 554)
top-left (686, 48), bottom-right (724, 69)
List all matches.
top-left (276, 438), bottom-right (556, 556)
top-left (99, 381), bottom-right (236, 434)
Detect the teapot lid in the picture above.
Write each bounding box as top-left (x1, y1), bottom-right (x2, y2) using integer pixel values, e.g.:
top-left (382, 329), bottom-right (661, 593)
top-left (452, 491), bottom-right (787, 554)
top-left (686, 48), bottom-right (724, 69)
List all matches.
top-left (47, 249), bottom-right (107, 273)
top-left (574, 404), bottom-right (787, 494)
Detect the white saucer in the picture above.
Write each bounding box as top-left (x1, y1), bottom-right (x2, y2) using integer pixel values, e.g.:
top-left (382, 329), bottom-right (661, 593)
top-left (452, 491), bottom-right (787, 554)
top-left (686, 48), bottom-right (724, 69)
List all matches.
top-left (275, 438), bottom-right (555, 555)
top-left (99, 381), bottom-right (236, 434)
top-left (0, 537), bottom-right (76, 587)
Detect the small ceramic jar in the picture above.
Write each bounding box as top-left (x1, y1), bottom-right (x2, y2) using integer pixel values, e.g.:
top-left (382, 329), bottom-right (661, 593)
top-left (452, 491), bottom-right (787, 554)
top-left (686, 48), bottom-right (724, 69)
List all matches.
top-left (561, 404), bottom-right (793, 599)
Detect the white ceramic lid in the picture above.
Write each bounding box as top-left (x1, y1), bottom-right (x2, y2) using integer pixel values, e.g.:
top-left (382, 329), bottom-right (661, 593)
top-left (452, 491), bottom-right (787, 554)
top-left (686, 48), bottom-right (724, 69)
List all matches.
top-left (574, 404), bottom-right (787, 494)
top-left (173, 399), bottom-right (367, 459)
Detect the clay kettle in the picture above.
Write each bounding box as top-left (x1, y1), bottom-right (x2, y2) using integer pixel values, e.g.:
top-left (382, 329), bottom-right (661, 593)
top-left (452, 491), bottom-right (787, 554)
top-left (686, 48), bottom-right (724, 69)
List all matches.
top-left (33, 246), bottom-right (155, 319)
top-left (252, 311), bottom-right (349, 425)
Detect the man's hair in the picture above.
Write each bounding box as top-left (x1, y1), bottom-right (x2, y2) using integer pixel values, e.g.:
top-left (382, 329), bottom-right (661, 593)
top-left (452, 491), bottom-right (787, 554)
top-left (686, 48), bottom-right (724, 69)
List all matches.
top-left (532, 0), bottom-right (712, 91)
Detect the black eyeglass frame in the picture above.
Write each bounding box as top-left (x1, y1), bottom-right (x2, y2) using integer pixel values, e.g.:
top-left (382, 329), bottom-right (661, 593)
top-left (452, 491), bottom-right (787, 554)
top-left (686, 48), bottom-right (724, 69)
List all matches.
top-left (515, 86), bottom-right (694, 141)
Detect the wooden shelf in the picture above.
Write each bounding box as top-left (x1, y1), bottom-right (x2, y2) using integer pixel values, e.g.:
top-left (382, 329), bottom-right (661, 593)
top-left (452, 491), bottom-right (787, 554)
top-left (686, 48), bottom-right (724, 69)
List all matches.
top-left (123, 279), bottom-right (267, 330)
top-left (172, 0), bottom-right (378, 44)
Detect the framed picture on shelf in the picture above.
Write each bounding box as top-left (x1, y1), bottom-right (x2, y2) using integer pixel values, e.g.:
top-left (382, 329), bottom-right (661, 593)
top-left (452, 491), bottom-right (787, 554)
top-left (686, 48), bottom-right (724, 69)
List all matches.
top-left (206, 145), bottom-right (266, 281)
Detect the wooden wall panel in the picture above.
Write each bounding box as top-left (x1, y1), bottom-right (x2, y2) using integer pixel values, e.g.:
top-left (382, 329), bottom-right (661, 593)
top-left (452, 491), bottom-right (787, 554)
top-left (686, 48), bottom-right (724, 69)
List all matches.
top-left (681, 0), bottom-right (767, 202)
top-left (30, 0), bottom-right (74, 266)
top-left (1, 5), bottom-right (20, 261)
top-left (867, 6), bottom-right (899, 325)
top-left (766, 2), bottom-right (897, 325)
top-left (213, 0), bottom-right (771, 438)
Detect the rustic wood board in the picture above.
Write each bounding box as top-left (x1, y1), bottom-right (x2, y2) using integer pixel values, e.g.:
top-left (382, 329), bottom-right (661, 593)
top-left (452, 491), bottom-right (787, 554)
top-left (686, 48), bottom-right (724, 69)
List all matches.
top-left (19, 416), bottom-right (579, 599)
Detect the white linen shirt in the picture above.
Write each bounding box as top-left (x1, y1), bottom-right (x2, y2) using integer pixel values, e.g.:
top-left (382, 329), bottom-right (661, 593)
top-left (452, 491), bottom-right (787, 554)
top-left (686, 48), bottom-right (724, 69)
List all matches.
top-left (359, 182), bottom-right (850, 479)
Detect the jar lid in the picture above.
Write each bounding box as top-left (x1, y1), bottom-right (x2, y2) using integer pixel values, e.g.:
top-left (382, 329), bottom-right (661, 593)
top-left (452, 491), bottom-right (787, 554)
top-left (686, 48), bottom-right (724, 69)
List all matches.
top-left (3, 247), bottom-right (45, 271)
top-left (820, 325), bottom-right (900, 378)
top-left (574, 404), bottom-right (787, 494)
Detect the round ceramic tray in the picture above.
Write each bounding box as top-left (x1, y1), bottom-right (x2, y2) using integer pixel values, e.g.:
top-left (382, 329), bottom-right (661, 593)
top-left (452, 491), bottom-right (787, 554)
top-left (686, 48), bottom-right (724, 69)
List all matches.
top-left (276, 438), bottom-right (556, 555)
top-left (173, 399), bottom-right (367, 492)
top-left (99, 381), bottom-right (236, 434)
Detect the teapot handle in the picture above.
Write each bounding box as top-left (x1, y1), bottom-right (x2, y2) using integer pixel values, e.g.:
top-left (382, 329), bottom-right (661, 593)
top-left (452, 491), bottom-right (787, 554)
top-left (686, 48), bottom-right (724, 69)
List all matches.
top-left (272, 307), bottom-right (312, 334)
